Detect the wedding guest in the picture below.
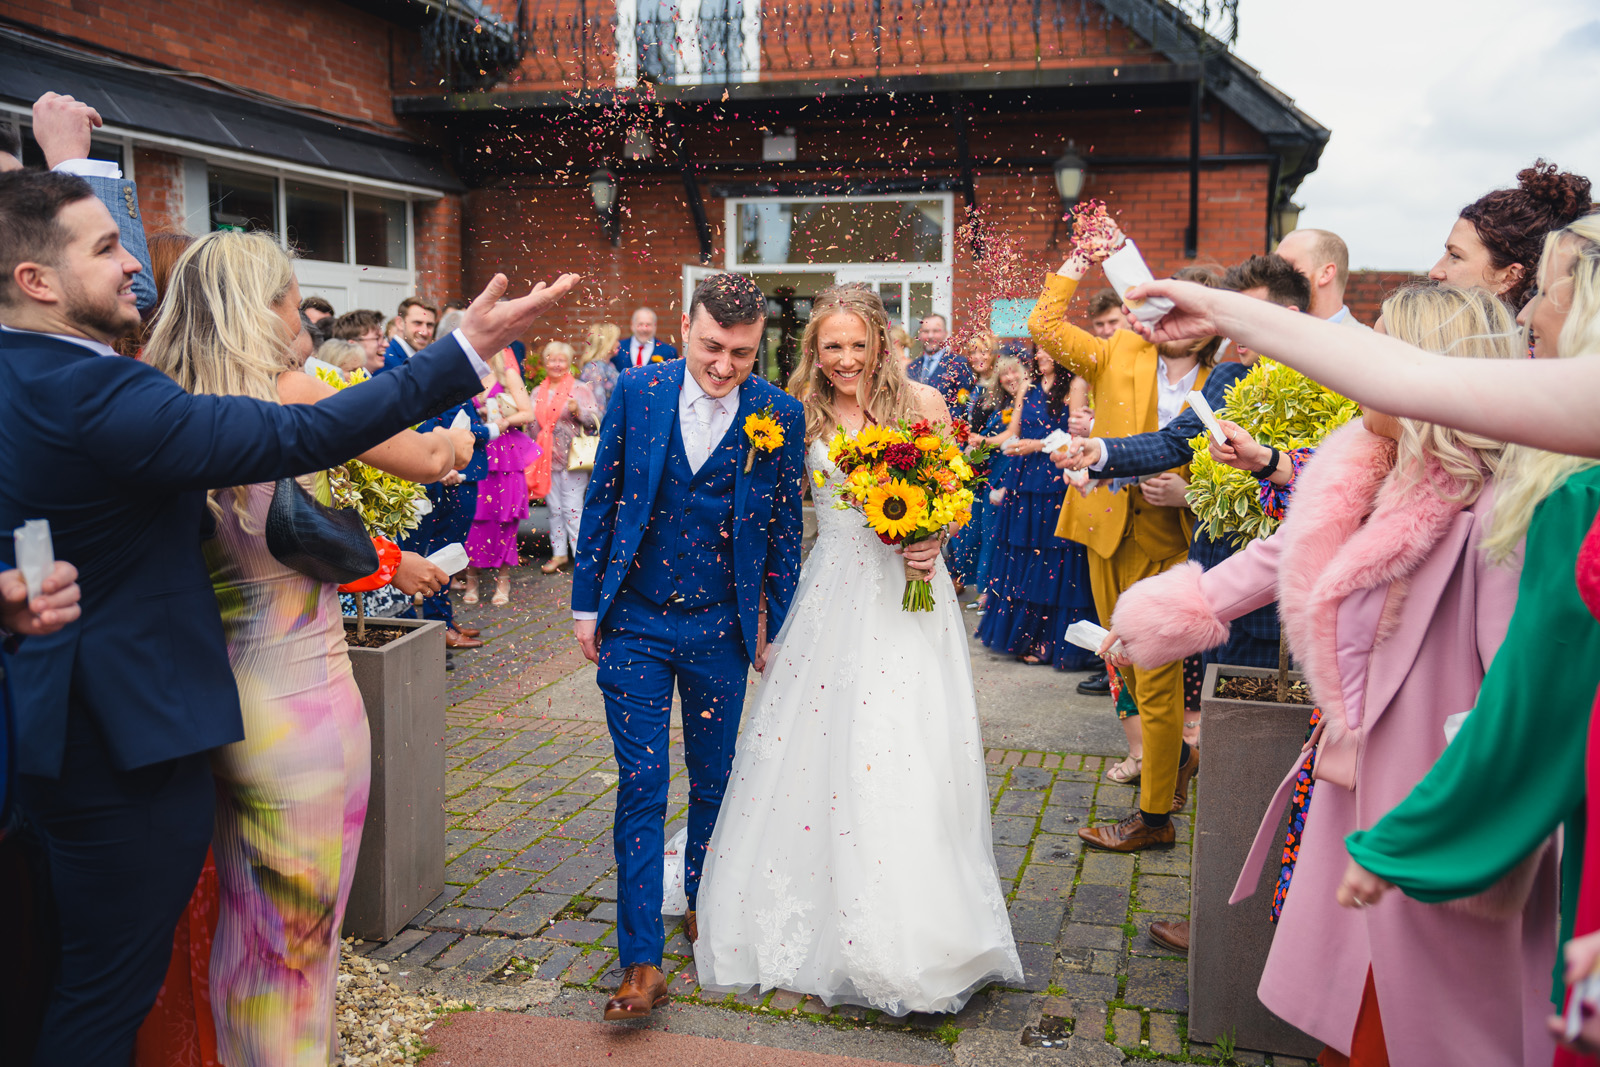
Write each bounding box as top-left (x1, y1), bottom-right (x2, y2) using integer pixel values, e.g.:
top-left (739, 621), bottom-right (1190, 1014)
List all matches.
top-left (141, 230), bottom-right (475, 1066)
top-left (906, 313), bottom-right (974, 412)
top-left (1029, 243), bottom-right (1220, 848)
top-left (975, 356), bottom-right (1028, 616)
top-left (464, 350), bottom-right (539, 606)
top-left (1275, 229), bottom-right (1364, 325)
top-left (1107, 284), bottom-right (1548, 1067)
top-left (1429, 159), bottom-right (1592, 308)
top-left (0, 167), bottom-right (572, 1063)
top-left (1335, 212), bottom-right (1600, 1028)
top-left (298, 295), bottom-right (333, 326)
top-left (311, 338), bottom-right (365, 378)
top-left (331, 308), bottom-right (387, 374)
top-left (950, 330), bottom-right (998, 588)
top-left (1085, 288), bottom-right (1131, 338)
top-left (976, 347), bottom-right (1097, 669)
top-left (530, 341), bottom-right (603, 574)
top-left (578, 322), bottom-right (622, 409)
top-left (889, 323), bottom-right (912, 371)
top-left (612, 306), bottom-right (678, 370)
top-left (380, 296), bottom-right (437, 373)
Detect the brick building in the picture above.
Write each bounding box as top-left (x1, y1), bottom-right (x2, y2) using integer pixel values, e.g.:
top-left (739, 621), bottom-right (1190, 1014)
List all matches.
top-left (2, 0), bottom-right (1331, 375)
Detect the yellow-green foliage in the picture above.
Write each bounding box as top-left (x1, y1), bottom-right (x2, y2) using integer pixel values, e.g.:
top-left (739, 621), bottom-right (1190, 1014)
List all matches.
top-left (313, 367), bottom-right (429, 543)
top-left (1186, 358), bottom-right (1360, 547)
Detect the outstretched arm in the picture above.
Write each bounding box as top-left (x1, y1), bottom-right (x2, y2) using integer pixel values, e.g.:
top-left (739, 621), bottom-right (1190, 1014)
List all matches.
top-left (1130, 279), bottom-right (1600, 459)
top-left (1091, 362), bottom-right (1250, 479)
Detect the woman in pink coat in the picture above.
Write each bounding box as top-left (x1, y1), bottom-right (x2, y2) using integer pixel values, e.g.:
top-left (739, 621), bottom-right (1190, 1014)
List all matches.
top-left (1107, 284), bottom-right (1556, 1066)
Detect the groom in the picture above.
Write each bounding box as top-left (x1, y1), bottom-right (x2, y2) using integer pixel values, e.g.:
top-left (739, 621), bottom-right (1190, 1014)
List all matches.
top-left (572, 274), bottom-right (804, 1020)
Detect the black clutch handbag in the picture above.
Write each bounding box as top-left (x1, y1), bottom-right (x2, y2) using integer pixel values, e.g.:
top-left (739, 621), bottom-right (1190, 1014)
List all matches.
top-left (264, 476), bottom-right (380, 586)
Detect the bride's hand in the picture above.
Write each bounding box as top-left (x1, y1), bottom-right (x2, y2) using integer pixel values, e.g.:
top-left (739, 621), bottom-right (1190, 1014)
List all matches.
top-left (757, 643), bottom-right (780, 676)
top-left (900, 537), bottom-right (941, 578)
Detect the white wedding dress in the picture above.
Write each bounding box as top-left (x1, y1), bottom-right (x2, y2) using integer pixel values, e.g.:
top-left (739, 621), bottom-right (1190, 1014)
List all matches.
top-left (693, 438), bottom-right (1023, 1016)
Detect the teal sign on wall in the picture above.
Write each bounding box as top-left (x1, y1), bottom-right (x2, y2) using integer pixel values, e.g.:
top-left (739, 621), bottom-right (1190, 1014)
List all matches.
top-left (989, 298), bottom-right (1036, 338)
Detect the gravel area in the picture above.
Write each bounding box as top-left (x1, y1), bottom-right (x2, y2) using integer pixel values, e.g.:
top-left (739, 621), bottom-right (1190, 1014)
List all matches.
top-left (338, 940), bottom-right (471, 1065)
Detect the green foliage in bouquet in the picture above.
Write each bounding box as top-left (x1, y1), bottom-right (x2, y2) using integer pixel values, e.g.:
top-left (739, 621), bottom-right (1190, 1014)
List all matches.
top-left (311, 368), bottom-right (429, 543)
top-left (1185, 358), bottom-right (1360, 548)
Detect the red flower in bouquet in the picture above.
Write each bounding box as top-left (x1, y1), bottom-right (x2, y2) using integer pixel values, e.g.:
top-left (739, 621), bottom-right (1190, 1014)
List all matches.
top-left (951, 417), bottom-right (971, 448)
top-left (884, 442), bottom-right (921, 471)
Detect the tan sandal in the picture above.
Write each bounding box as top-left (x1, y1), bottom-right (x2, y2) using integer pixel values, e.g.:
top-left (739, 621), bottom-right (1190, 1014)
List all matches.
top-left (540, 556), bottom-right (571, 575)
top-left (491, 576), bottom-right (511, 607)
top-left (1105, 755), bottom-right (1142, 785)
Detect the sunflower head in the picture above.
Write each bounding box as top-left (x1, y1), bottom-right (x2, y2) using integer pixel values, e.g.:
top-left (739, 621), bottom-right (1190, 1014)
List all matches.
top-left (745, 412), bottom-right (784, 451)
top-left (854, 425), bottom-right (896, 455)
top-left (863, 480), bottom-right (929, 540)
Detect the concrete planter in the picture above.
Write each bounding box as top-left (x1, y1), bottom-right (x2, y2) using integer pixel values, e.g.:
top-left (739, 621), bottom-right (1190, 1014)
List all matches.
top-left (342, 617), bottom-right (448, 941)
top-left (1188, 663), bottom-right (1321, 1059)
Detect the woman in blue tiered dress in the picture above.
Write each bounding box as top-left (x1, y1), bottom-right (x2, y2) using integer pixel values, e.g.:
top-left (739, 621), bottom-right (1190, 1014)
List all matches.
top-left (977, 348), bottom-right (1097, 669)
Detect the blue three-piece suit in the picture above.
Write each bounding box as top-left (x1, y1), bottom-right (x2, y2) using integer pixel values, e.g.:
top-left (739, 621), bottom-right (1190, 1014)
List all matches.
top-left (572, 359), bottom-right (804, 966)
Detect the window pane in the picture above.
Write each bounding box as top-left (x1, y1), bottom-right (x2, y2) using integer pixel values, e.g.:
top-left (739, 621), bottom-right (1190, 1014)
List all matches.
top-left (353, 194), bottom-right (407, 268)
top-left (735, 199), bottom-right (945, 266)
top-left (208, 167), bottom-right (277, 235)
top-left (286, 181), bottom-right (347, 263)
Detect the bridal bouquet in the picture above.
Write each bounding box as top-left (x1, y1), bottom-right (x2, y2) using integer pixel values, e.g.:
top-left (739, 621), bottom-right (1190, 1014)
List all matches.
top-left (824, 419), bottom-right (991, 611)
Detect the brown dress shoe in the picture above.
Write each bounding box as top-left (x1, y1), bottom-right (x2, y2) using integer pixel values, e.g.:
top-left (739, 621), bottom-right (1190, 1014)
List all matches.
top-left (1170, 746), bottom-right (1201, 813)
top-left (602, 963), bottom-right (669, 1020)
top-left (455, 626), bottom-right (481, 638)
top-left (444, 629), bottom-right (484, 650)
top-left (1148, 920), bottom-right (1190, 953)
top-left (1078, 811), bottom-right (1176, 853)
top-left (684, 911), bottom-right (699, 944)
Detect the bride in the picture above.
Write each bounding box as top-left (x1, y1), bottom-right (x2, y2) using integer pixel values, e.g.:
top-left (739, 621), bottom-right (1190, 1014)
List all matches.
top-left (693, 285), bottom-right (1023, 1015)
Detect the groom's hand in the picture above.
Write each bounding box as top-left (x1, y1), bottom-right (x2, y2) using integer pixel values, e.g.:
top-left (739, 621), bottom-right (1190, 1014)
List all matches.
top-left (461, 271), bottom-right (582, 358)
top-left (574, 618), bottom-right (600, 664)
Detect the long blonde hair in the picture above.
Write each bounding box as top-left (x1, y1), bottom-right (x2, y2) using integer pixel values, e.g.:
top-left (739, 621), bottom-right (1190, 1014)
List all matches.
top-left (1483, 215), bottom-right (1600, 561)
top-left (580, 322), bottom-right (621, 369)
top-left (143, 230), bottom-right (299, 401)
top-left (965, 329), bottom-right (1000, 391)
top-left (792, 285), bottom-right (920, 442)
top-left (142, 231), bottom-right (301, 523)
top-left (1380, 283), bottom-right (1518, 505)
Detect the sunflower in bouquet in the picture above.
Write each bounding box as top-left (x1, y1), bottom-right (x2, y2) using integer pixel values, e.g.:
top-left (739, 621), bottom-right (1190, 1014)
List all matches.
top-left (824, 418), bottom-right (992, 611)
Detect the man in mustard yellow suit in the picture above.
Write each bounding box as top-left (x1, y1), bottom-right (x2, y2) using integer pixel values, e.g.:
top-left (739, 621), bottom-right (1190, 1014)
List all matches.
top-left (1028, 246), bottom-right (1220, 852)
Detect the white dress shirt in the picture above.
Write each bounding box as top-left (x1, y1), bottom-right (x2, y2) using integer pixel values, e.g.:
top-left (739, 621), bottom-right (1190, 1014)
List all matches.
top-left (629, 337), bottom-right (657, 368)
top-left (679, 369), bottom-right (740, 474)
top-left (1085, 356), bottom-right (1200, 472)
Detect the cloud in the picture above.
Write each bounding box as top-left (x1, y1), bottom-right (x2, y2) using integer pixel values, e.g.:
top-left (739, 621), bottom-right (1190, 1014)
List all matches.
top-left (1233, 0), bottom-right (1600, 270)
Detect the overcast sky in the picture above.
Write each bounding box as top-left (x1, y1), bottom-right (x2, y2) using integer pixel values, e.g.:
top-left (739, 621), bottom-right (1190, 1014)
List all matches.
top-left (1231, 0), bottom-right (1600, 271)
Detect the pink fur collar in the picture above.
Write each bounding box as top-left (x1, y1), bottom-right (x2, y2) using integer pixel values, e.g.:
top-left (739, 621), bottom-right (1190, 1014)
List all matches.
top-left (1276, 422), bottom-right (1479, 727)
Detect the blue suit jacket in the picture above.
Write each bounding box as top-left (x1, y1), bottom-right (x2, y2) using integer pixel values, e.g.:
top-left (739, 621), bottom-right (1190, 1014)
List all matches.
top-left (0, 329), bottom-right (485, 777)
top-left (83, 174), bottom-right (156, 316)
top-left (1094, 361), bottom-right (1251, 479)
top-left (572, 362), bottom-right (804, 661)
top-left (911, 350), bottom-right (975, 414)
top-left (379, 337), bottom-right (413, 375)
top-left (610, 338), bottom-right (678, 374)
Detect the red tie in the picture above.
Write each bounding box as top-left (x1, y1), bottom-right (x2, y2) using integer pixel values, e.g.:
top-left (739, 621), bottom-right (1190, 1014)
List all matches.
top-left (635, 342), bottom-right (646, 368)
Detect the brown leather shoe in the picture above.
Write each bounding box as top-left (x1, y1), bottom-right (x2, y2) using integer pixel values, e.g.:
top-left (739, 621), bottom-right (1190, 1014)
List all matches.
top-left (684, 911), bottom-right (699, 944)
top-left (602, 963), bottom-right (669, 1021)
top-left (1148, 920), bottom-right (1190, 954)
top-left (455, 626), bottom-right (481, 638)
top-left (444, 629), bottom-right (484, 650)
top-left (1170, 746), bottom-right (1201, 813)
top-left (1078, 811), bottom-right (1176, 853)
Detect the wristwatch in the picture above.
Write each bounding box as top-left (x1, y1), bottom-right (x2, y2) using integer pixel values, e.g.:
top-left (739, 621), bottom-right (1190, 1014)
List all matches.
top-left (1252, 446), bottom-right (1281, 478)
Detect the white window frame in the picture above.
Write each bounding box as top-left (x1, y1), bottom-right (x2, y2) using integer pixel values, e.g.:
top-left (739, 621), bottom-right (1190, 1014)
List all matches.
top-left (614, 0), bottom-right (761, 87)
top-left (723, 193), bottom-right (956, 273)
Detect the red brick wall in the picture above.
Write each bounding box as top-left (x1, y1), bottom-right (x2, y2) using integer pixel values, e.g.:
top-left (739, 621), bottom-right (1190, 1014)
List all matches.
top-left (13, 0), bottom-right (402, 131)
top-left (414, 195), bottom-right (465, 305)
top-left (132, 148), bottom-right (186, 234)
top-left (1345, 270), bottom-right (1426, 327)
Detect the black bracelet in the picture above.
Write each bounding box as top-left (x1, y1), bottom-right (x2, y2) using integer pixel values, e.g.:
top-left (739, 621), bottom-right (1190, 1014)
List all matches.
top-left (1253, 446), bottom-right (1281, 478)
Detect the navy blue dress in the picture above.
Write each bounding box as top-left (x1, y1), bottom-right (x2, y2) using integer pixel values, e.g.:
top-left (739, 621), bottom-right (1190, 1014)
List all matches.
top-left (977, 388), bottom-right (1097, 669)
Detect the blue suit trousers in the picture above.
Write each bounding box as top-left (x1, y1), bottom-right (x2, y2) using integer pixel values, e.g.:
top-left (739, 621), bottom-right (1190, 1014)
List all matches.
top-left (597, 590), bottom-right (746, 967)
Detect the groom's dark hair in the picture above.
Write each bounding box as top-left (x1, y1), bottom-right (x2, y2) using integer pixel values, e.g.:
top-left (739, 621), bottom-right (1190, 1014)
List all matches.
top-left (688, 273), bottom-right (767, 329)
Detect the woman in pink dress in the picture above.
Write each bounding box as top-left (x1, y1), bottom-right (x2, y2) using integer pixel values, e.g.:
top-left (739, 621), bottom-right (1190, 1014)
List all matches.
top-left (527, 341), bottom-right (603, 574)
top-left (464, 350), bottom-right (538, 606)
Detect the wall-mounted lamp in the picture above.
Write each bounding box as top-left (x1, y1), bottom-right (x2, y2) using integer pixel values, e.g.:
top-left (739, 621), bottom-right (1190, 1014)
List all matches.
top-left (1274, 200), bottom-right (1303, 242)
top-left (1053, 142), bottom-right (1087, 209)
top-left (590, 168), bottom-right (620, 247)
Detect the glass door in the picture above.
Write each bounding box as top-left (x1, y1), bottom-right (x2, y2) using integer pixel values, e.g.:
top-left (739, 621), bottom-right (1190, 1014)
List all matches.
top-left (832, 266), bottom-right (951, 356)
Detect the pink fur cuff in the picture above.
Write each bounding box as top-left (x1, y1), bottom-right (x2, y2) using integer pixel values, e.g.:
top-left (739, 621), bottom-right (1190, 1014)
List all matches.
top-left (1112, 562), bottom-right (1231, 668)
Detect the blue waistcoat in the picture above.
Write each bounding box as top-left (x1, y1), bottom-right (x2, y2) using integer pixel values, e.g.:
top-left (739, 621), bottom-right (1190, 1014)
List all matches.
top-left (625, 414), bottom-right (739, 607)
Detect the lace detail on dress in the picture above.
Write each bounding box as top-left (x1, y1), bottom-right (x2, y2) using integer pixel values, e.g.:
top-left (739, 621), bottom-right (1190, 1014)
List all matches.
top-left (755, 870), bottom-right (816, 987)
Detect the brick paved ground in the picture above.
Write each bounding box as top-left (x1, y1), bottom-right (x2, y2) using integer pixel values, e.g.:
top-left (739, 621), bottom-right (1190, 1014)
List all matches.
top-left (372, 562), bottom-right (1315, 1066)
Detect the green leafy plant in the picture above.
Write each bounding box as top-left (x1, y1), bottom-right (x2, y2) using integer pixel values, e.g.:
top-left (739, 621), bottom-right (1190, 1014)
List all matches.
top-left (1185, 358), bottom-right (1359, 699)
top-left (1210, 1026), bottom-right (1237, 1064)
top-left (312, 367), bottom-right (429, 543)
top-left (1185, 358), bottom-right (1359, 549)
top-left (934, 1022), bottom-right (963, 1046)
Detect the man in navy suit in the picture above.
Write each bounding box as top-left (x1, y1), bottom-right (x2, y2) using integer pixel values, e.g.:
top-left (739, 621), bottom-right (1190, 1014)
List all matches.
top-left (573, 274), bottom-right (803, 1021)
top-left (905, 313), bottom-right (973, 412)
top-left (611, 305), bottom-right (679, 372)
top-left (380, 296), bottom-right (439, 373)
top-left (0, 168), bottom-right (578, 1065)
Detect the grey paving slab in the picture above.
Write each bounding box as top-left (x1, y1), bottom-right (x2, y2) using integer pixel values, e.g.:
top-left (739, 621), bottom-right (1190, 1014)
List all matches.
top-left (481, 818), bottom-right (559, 851)
top-left (507, 837), bottom-right (582, 872)
top-left (431, 933), bottom-right (494, 970)
top-left (1007, 899), bottom-right (1067, 944)
top-left (543, 919), bottom-right (612, 944)
top-left (1079, 851), bottom-right (1137, 886)
top-left (1058, 923), bottom-right (1125, 951)
top-left (1125, 956), bottom-right (1189, 1011)
top-left (1009, 767), bottom-right (1054, 790)
top-left (459, 869), bottom-right (537, 910)
top-left (1135, 874), bottom-right (1191, 914)
top-left (995, 791), bottom-right (1045, 817)
top-left (1029, 833), bottom-right (1081, 866)
top-left (402, 930), bottom-right (462, 967)
top-left (427, 907), bottom-right (498, 931)
top-left (1037, 807), bottom-right (1087, 835)
top-left (368, 928), bottom-right (427, 962)
top-left (481, 892), bottom-right (567, 937)
top-left (444, 847), bottom-right (514, 884)
top-left (1068, 883), bottom-right (1130, 926)
top-left (993, 844), bottom-right (1027, 880)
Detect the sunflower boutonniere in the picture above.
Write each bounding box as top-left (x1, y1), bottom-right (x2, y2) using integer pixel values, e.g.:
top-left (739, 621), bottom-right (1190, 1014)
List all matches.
top-left (651, 354), bottom-right (665, 363)
top-left (743, 402), bottom-right (784, 472)
top-left (956, 388), bottom-right (971, 406)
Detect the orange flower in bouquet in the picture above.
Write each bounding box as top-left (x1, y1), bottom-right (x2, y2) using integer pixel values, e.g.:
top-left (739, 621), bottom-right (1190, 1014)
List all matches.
top-left (825, 419), bottom-right (993, 611)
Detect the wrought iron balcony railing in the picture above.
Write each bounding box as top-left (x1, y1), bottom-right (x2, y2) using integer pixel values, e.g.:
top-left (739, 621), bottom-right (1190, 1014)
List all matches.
top-left (508, 0), bottom-right (1235, 92)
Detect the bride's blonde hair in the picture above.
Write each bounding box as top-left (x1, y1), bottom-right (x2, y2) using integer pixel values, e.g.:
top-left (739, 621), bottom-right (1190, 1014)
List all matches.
top-left (791, 285), bottom-right (921, 442)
